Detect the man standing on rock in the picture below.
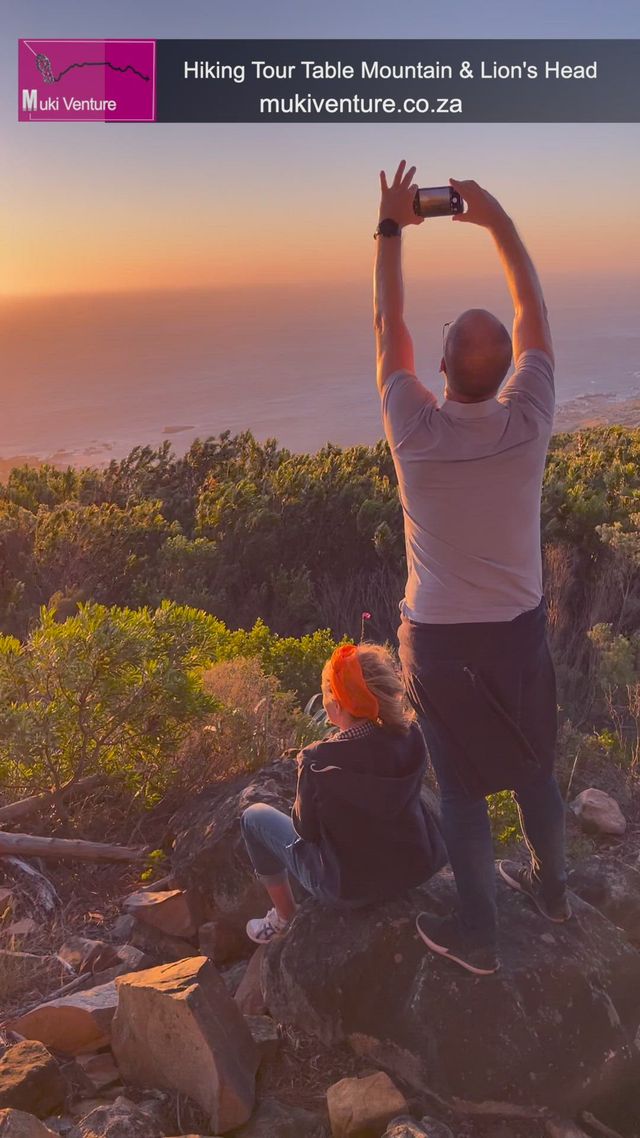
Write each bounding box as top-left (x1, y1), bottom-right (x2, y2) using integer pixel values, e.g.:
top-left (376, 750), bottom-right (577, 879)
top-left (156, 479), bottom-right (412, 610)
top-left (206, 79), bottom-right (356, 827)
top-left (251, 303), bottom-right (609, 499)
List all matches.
top-left (374, 161), bottom-right (570, 975)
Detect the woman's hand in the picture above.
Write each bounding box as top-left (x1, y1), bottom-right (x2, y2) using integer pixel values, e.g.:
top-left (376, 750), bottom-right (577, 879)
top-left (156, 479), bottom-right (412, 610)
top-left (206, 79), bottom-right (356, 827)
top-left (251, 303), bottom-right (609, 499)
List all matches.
top-left (379, 160), bottom-right (424, 229)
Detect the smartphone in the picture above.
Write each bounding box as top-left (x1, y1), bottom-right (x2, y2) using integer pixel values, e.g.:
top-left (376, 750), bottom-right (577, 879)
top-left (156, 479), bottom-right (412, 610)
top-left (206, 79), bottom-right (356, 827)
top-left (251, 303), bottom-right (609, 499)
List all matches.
top-left (413, 186), bottom-right (464, 218)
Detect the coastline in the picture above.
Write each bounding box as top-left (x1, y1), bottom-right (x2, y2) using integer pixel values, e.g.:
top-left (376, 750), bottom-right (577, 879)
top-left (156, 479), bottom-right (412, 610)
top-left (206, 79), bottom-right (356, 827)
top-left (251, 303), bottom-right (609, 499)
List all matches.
top-left (2, 395), bottom-right (640, 480)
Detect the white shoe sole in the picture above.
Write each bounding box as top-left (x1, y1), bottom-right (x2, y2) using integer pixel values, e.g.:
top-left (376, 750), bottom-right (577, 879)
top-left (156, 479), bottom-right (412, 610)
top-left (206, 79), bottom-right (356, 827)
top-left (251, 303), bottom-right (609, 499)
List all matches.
top-left (415, 915), bottom-right (499, 976)
top-left (498, 861), bottom-right (572, 924)
top-left (245, 923), bottom-right (288, 945)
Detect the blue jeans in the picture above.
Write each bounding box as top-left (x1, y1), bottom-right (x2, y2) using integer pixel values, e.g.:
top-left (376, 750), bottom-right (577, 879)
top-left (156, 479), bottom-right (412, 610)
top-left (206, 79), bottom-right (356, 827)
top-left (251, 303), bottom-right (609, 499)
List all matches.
top-left (241, 803), bottom-right (341, 903)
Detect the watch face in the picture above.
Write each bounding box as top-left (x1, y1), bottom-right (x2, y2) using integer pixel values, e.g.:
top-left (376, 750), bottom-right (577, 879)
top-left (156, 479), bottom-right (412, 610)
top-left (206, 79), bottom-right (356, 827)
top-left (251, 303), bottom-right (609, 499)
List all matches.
top-left (379, 218), bottom-right (400, 236)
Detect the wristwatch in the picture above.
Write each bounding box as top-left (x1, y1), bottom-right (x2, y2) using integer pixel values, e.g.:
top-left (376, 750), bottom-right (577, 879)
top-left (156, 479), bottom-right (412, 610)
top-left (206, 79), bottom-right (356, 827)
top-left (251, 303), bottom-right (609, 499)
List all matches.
top-left (374, 218), bottom-right (401, 239)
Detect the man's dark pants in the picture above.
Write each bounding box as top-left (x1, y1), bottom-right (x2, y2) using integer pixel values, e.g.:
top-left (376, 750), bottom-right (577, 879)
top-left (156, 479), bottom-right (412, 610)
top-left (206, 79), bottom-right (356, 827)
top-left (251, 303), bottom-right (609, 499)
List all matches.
top-left (398, 599), bottom-right (567, 949)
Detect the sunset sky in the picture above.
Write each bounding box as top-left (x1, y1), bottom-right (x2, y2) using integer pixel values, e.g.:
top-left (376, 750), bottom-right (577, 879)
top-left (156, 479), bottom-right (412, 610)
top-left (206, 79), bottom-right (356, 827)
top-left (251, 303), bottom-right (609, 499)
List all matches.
top-left (3, 0), bottom-right (640, 297)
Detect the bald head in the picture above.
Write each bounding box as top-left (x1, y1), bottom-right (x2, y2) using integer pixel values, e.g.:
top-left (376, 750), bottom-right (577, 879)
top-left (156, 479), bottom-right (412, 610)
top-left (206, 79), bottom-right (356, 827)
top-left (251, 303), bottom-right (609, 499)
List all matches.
top-left (442, 308), bottom-right (512, 401)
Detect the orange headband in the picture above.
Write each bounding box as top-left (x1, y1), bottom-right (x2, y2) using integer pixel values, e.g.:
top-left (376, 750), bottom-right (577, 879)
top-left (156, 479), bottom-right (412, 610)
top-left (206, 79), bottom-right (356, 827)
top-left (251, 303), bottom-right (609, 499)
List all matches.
top-left (327, 644), bottom-right (380, 721)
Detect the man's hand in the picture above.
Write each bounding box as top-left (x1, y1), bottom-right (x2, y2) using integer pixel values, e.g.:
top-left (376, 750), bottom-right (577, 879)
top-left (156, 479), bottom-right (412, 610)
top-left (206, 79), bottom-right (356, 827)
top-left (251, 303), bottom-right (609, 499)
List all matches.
top-left (379, 160), bottom-right (424, 229)
top-left (450, 179), bottom-right (553, 365)
top-left (449, 178), bottom-right (510, 232)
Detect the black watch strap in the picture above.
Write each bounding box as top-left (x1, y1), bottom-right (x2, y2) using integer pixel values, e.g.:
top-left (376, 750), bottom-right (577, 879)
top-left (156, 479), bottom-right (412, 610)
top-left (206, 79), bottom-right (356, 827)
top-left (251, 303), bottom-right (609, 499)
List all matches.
top-left (374, 218), bottom-right (401, 239)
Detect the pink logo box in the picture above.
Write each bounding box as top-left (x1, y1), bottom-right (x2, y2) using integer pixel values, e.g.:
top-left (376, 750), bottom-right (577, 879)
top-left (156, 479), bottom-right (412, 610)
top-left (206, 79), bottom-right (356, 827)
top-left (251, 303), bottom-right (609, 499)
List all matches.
top-left (18, 39), bottom-right (156, 122)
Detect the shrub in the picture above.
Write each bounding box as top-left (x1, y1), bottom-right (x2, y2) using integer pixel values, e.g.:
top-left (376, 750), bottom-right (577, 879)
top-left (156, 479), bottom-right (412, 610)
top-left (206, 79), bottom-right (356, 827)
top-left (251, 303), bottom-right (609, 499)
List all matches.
top-left (170, 656), bottom-right (323, 794)
top-left (0, 601), bottom-right (220, 809)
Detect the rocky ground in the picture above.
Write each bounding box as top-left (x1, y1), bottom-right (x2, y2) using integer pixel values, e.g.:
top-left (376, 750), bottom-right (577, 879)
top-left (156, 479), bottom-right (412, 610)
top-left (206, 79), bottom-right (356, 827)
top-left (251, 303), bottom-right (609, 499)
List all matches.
top-left (1, 757), bottom-right (639, 1138)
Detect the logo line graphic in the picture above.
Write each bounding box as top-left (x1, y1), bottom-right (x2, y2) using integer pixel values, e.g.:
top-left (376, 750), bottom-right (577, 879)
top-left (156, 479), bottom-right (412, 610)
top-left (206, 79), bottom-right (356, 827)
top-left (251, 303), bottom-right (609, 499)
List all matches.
top-left (35, 54), bottom-right (151, 85)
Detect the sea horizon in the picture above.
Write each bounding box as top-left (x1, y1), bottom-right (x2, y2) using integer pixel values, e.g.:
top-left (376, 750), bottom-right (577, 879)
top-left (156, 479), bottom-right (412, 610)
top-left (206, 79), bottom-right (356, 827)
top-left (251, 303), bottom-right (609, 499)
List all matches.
top-left (2, 275), bottom-right (639, 470)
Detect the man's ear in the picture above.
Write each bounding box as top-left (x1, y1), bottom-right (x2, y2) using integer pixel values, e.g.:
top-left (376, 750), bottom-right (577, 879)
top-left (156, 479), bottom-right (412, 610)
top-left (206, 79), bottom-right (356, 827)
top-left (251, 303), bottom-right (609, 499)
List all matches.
top-left (439, 356), bottom-right (447, 375)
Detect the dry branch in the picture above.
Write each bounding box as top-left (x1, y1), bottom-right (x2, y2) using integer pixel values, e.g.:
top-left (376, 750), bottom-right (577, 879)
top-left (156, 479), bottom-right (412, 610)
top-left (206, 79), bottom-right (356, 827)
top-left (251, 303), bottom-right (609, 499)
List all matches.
top-left (0, 831), bottom-right (146, 863)
top-left (0, 775), bottom-right (104, 825)
top-left (580, 1113), bottom-right (625, 1138)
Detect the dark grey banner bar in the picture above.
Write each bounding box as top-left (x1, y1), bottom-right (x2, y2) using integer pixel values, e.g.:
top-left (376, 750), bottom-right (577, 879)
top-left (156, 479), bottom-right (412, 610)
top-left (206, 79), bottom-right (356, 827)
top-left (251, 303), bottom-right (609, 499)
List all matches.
top-left (156, 39), bottom-right (639, 122)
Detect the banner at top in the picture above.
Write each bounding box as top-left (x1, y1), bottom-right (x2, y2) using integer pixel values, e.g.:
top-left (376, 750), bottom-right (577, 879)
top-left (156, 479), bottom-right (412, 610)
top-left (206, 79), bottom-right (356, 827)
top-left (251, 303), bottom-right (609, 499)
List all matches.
top-left (18, 39), bottom-right (640, 123)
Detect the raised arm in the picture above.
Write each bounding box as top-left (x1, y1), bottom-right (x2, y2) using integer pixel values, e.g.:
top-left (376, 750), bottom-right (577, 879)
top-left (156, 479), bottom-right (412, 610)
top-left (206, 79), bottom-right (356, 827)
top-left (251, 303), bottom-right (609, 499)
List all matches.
top-left (373, 160), bottom-right (424, 392)
top-left (449, 179), bottom-right (554, 368)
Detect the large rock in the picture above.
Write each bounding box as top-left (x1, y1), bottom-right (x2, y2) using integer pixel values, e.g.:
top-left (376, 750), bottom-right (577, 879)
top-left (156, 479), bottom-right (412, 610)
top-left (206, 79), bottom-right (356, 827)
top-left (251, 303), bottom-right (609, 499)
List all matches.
top-left (7, 984), bottom-right (118, 1055)
top-left (231, 1098), bottom-right (327, 1138)
top-left (234, 946), bottom-right (267, 1015)
top-left (263, 873), bottom-right (640, 1119)
top-left (171, 758), bottom-right (297, 954)
top-left (569, 855), bottom-right (640, 946)
top-left (123, 889), bottom-right (202, 940)
top-left (383, 1121), bottom-right (453, 1138)
top-left (68, 1096), bottom-right (163, 1138)
top-left (0, 1042), bottom-right (65, 1118)
top-left (327, 1072), bottom-right (408, 1138)
top-left (111, 956), bottom-right (257, 1133)
top-left (570, 788), bottom-right (627, 836)
top-left (0, 1111), bottom-right (57, 1137)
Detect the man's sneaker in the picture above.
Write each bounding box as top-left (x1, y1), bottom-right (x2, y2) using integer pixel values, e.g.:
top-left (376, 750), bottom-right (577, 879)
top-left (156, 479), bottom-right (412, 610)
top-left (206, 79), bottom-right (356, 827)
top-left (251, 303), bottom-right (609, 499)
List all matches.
top-left (416, 913), bottom-right (499, 976)
top-left (498, 860), bottom-right (572, 923)
top-left (246, 907), bottom-right (291, 945)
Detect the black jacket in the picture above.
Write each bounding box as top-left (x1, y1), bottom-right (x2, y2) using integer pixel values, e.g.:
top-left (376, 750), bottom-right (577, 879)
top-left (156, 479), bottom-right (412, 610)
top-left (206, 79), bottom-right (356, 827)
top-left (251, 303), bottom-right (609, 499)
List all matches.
top-left (292, 720), bottom-right (446, 903)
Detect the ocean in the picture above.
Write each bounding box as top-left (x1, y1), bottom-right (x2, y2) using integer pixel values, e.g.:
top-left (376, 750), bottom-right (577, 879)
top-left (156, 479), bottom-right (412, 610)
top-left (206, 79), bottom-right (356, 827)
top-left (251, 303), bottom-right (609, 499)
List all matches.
top-left (2, 276), bottom-right (639, 467)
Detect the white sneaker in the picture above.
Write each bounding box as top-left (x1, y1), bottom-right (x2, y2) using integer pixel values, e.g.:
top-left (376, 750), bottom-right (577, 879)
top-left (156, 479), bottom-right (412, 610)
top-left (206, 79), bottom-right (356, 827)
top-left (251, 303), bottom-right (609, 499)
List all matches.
top-left (246, 906), bottom-right (291, 944)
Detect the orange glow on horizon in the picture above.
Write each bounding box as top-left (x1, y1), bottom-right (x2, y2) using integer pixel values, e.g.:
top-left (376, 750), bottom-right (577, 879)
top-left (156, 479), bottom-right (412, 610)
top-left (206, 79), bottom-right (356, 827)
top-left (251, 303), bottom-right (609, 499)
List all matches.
top-left (3, 203), bottom-right (638, 299)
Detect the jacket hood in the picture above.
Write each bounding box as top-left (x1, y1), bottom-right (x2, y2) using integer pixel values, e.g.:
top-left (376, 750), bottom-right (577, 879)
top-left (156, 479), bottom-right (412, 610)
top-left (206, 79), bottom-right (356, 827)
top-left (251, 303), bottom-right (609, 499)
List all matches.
top-left (303, 723), bottom-right (426, 822)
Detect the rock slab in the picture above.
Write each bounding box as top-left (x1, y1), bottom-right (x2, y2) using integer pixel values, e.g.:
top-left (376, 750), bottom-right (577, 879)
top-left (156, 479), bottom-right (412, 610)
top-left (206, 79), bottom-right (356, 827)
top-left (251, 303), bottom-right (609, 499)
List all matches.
top-left (0, 1042), bottom-right (66, 1119)
top-left (7, 985), bottom-right (118, 1056)
top-left (264, 873), bottom-right (640, 1117)
top-left (111, 955), bottom-right (257, 1133)
top-left (0, 1110), bottom-right (57, 1137)
top-left (123, 889), bottom-right (201, 940)
top-left (68, 1096), bottom-right (163, 1138)
top-left (327, 1072), bottom-right (408, 1138)
top-left (232, 1097), bottom-right (327, 1138)
top-left (569, 855), bottom-right (640, 945)
top-left (383, 1120), bottom-right (453, 1138)
top-left (171, 759), bottom-right (297, 940)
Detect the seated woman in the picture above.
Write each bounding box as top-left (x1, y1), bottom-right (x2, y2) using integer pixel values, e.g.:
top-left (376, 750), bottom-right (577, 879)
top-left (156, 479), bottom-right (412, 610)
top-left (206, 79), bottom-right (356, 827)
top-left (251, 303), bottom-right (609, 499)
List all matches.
top-left (241, 641), bottom-right (446, 943)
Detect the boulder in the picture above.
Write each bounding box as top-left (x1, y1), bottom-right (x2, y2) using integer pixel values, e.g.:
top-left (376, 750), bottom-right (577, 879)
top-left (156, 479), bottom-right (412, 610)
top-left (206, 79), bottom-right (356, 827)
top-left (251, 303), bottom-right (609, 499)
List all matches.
top-left (570, 789), bottom-right (626, 836)
top-left (74, 1055), bottom-right (120, 1094)
top-left (0, 1042), bottom-right (66, 1118)
top-left (232, 1098), bottom-right (327, 1138)
top-left (108, 917), bottom-right (134, 943)
top-left (57, 940), bottom-right (120, 977)
top-left (198, 918), bottom-right (251, 967)
top-left (327, 1072), bottom-right (408, 1138)
top-left (171, 758), bottom-right (297, 947)
top-left (0, 1111), bottom-right (57, 1137)
top-left (112, 945), bottom-right (148, 972)
top-left (7, 984), bottom-right (118, 1056)
top-left (569, 855), bottom-right (640, 945)
top-left (244, 1015), bottom-right (279, 1064)
top-left (220, 960), bottom-right (249, 996)
top-left (263, 872), bottom-right (640, 1118)
top-left (234, 946), bottom-right (267, 1015)
top-left (111, 956), bottom-right (257, 1133)
top-left (383, 1120), bottom-right (453, 1138)
top-left (68, 1096), bottom-right (163, 1138)
top-left (123, 889), bottom-right (202, 940)
top-left (42, 1118), bottom-right (74, 1135)
top-left (129, 920), bottom-right (198, 962)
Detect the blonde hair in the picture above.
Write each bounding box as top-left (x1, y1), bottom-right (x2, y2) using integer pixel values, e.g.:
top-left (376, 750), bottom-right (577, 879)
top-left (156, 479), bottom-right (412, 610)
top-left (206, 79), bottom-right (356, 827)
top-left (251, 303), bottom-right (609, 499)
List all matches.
top-left (322, 642), bottom-right (415, 734)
